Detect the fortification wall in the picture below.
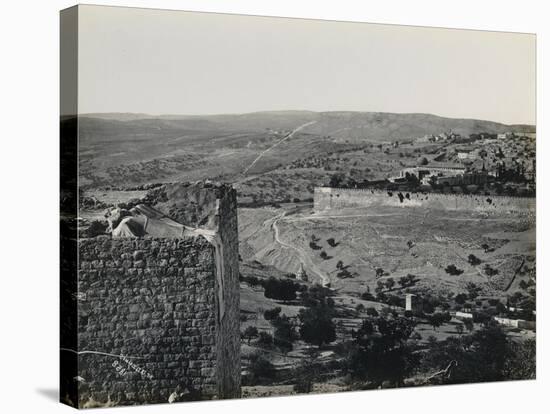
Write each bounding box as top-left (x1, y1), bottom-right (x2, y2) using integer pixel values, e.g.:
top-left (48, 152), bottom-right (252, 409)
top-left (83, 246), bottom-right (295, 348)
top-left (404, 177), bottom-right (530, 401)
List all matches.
top-left (314, 187), bottom-right (535, 215)
top-left (66, 183), bottom-right (241, 408)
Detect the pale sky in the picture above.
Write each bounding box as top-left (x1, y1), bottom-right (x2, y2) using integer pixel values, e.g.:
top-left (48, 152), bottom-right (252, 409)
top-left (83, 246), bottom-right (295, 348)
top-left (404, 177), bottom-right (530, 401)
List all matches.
top-left (77, 5), bottom-right (536, 125)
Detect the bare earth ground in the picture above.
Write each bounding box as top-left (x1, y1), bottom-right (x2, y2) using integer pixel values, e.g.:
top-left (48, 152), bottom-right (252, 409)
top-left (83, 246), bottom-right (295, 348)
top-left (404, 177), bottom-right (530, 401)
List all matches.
top-left (237, 203), bottom-right (534, 392)
top-left (238, 205), bottom-right (535, 297)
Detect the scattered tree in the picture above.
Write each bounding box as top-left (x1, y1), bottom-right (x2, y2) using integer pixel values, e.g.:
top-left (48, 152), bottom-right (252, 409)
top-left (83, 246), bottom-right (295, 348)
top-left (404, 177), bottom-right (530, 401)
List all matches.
top-left (243, 326), bottom-right (259, 344)
top-left (298, 305), bottom-right (336, 347)
top-left (263, 307), bottom-right (282, 321)
top-left (468, 254), bottom-right (482, 266)
top-left (463, 319), bottom-right (474, 333)
top-left (348, 316), bottom-right (418, 387)
top-left (384, 278), bottom-right (396, 291)
top-left (484, 265), bottom-right (499, 276)
top-left (257, 331), bottom-right (274, 348)
top-left (445, 264), bottom-right (464, 276)
top-left (263, 277), bottom-right (300, 302)
top-left (247, 353), bottom-right (276, 384)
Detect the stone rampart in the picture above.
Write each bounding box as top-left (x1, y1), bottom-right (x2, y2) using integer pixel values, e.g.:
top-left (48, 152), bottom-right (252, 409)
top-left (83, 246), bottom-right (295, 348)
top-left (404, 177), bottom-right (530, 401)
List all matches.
top-left (314, 187), bottom-right (535, 215)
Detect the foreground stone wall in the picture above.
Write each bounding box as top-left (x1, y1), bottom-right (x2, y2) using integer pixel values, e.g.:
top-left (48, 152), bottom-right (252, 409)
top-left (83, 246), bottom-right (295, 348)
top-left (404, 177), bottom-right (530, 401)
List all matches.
top-left (146, 182), bottom-right (241, 399)
top-left (65, 183), bottom-right (241, 408)
top-left (77, 236), bottom-right (220, 405)
top-left (314, 187), bottom-right (535, 215)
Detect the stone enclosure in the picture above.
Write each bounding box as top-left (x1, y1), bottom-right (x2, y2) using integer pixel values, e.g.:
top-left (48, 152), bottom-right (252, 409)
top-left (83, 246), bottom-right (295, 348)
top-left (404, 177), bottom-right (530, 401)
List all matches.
top-left (314, 187), bottom-right (535, 215)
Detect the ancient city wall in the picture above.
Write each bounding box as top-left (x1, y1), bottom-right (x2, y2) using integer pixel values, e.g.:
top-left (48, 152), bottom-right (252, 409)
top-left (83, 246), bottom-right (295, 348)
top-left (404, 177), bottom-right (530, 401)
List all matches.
top-left (63, 183), bottom-right (241, 408)
top-left (314, 187), bottom-right (535, 215)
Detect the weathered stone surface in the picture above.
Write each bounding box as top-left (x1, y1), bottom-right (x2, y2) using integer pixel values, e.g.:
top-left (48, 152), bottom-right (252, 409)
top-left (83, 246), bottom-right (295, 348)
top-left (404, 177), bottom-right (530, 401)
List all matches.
top-left (73, 183), bottom-right (240, 407)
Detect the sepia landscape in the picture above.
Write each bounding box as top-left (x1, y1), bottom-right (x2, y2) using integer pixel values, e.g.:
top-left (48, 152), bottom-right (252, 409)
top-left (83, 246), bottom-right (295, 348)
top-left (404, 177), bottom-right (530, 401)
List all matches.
top-left (60, 5), bottom-right (536, 408)
top-left (74, 110), bottom-right (536, 399)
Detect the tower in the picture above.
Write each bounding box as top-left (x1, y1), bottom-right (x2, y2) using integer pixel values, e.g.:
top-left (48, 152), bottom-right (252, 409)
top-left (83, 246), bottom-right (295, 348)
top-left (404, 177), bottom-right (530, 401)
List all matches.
top-left (298, 263), bottom-right (308, 282)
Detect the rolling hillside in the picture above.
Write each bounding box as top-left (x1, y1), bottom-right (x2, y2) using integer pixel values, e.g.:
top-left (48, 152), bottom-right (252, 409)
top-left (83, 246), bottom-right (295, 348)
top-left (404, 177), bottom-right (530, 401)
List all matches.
top-left (73, 111), bottom-right (534, 189)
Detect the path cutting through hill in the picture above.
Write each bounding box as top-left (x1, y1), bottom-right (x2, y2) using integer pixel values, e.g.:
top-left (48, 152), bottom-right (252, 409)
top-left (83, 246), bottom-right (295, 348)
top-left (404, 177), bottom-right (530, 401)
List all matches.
top-left (242, 121), bottom-right (317, 175)
top-left (270, 211), bottom-right (330, 287)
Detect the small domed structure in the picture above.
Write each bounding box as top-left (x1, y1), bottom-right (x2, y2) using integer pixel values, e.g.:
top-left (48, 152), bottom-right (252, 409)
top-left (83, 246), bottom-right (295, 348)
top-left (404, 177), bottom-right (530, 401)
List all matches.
top-left (298, 263), bottom-right (308, 282)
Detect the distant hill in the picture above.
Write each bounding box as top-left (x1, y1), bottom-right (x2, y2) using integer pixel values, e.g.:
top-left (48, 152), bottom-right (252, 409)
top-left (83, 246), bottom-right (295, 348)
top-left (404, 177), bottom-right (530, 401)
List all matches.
top-left (79, 110), bottom-right (535, 143)
top-left (73, 111), bottom-right (535, 189)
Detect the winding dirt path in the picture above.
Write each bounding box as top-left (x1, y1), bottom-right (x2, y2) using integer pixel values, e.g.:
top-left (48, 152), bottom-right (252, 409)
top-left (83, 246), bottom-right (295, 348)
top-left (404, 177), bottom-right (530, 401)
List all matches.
top-left (270, 211), bottom-right (330, 287)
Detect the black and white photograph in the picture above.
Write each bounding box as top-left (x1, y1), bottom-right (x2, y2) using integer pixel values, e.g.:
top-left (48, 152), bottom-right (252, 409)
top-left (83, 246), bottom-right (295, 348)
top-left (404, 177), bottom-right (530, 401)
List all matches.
top-left (2, 1), bottom-right (548, 414)
top-left (58, 5), bottom-right (537, 408)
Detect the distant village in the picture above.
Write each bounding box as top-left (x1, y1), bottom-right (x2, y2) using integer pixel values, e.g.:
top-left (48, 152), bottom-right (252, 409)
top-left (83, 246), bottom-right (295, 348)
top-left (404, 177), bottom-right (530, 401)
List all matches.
top-left (354, 130), bottom-right (536, 197)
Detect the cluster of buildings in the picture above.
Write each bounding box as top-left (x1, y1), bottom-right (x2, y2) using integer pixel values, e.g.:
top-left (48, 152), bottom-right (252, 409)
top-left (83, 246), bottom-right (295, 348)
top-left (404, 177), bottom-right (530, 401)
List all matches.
top-left (390, 164), bottom-right (489, 187)
top-left (404, 294), bottom-right (536, 332)
top-left (391, 129), bottom-right (535, 193)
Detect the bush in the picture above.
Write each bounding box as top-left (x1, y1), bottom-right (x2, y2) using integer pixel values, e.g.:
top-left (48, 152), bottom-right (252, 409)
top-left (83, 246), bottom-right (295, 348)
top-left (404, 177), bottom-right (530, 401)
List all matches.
top-left (247, 353), bottom-right (276, 384)
top-left (309, 242), bottom-right (322, 250)
top-left (263, 307), bottom-right (282, 321)
top-left (301, 284), bottom-right (334, 308)
top-left (242, 275), bottom-right (260, 287)
top-left (272, 315), bottom-right (296, 353)
top-left (263, 277), bottom-right (300, 302)
top-left (445, 264), bottom-right (464, 276)
top-left (484, 265), bottom-right (499, 276)
top-left (361, 292), bottom-right (376, 301)
top-left (348, 316), bottom-right (418, 387)
top-left (83, 220), bottom-right (108, 237)
top-left (299, 305), bottom-right (336, 347)
top-left (242, 326), bottom-right (259, 344)
top-left (257, 331), bottom-right (274, 348)
top-left (468, 254), bottom-right (482, 266)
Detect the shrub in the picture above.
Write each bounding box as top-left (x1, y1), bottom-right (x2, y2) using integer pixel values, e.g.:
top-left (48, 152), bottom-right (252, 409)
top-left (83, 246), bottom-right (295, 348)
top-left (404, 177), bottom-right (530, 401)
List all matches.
top-left (445, 264), bottom-right (464, 276)
top-left (298, 305), bottom-right (336, 347)
top-left (484, 265), bottom-right (499, 276)
top-left (301, 284), bottom-right (334, 308)
top-left (348, 316), bottom-right (418, 387)
top-left (242, 326), bottom-right (259, 344)
top-left (468, 254), bottom-right (482, 266)
top-left (84, 220), bottom-right (108, 237)
top-left (247, 353), bottom-right (276, 384)
top-left (257, 331), bottom-right (274, 348)
top-left (263, 277), bottom-right (300, 302)
top-left (272, 315), bottom-right (296, 353)
top-left (263, 307), bottom-right (282, 321)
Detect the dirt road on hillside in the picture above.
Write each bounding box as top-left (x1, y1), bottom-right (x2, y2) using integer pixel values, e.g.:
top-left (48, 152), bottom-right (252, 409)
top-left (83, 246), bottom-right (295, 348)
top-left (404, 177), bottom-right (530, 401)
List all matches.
top-left (242, 121), bottom-right (317, 175)
top-left (270, 211), bottom-right (331, 287)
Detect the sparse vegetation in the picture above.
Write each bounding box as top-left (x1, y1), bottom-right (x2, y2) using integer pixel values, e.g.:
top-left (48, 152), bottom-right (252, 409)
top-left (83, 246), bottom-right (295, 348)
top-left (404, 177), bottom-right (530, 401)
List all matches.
top-left (298, 305), bottom-right (336, 347)
top-left (262, 277), bottom-right (300, 302)
top-left (445, 264), bottom-right (464, 276)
